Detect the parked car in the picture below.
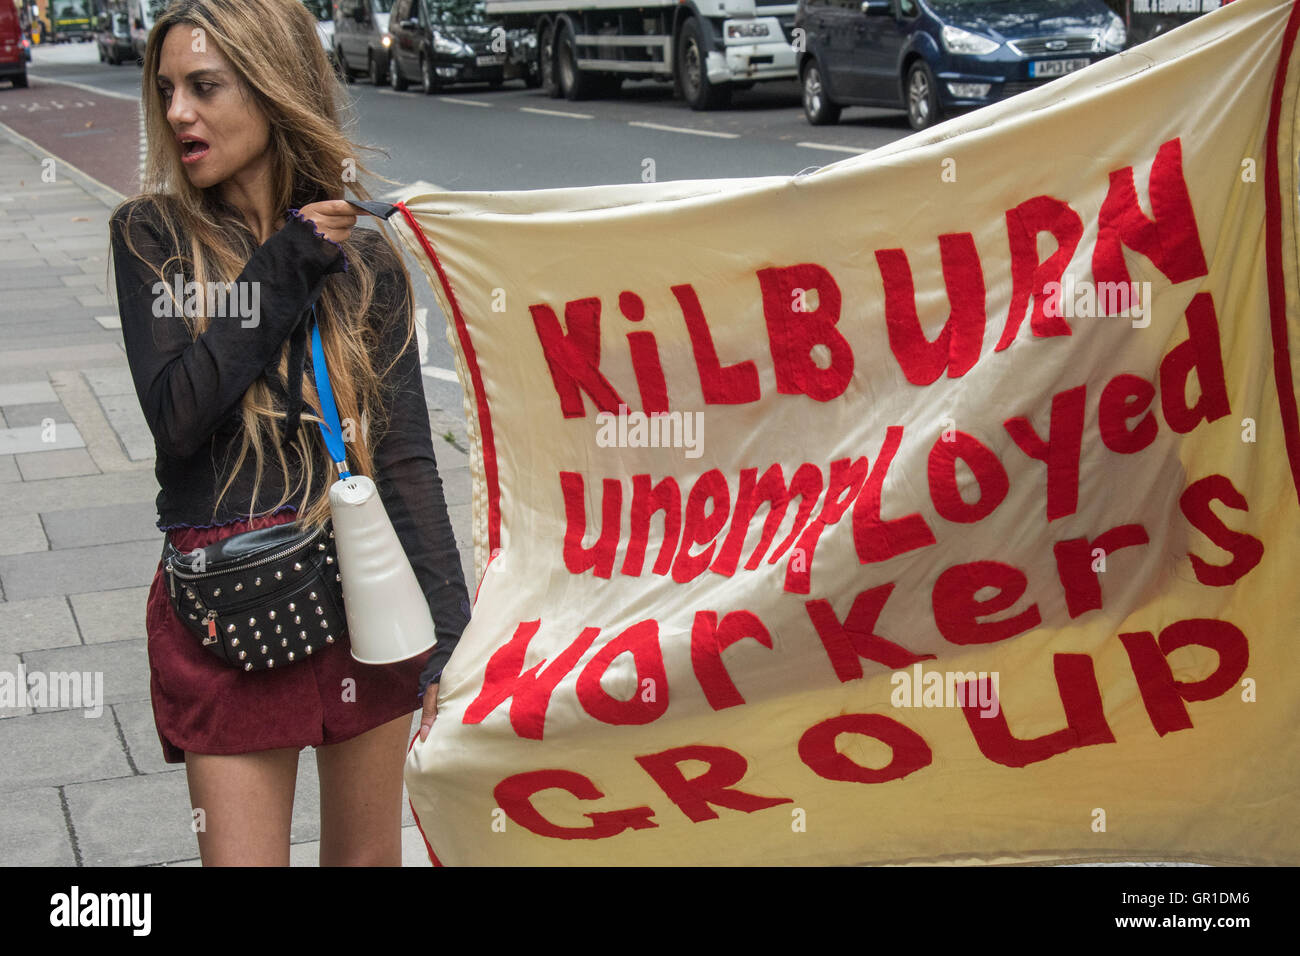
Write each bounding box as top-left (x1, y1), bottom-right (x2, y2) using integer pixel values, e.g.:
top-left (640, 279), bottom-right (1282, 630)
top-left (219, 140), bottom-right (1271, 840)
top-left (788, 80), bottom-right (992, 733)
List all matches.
top-left (0, 1), bottom-right (27, 88)
top-left (301, 0), bottom-right (338, 71)
top-left (333, 0), bottom-right (395, 84)
top-left (387, 0), bottom-right (537, 92)
top-left (97, 10), bottom-right (135, 65)
top-left (795, 0), bottom-right (1126, 130)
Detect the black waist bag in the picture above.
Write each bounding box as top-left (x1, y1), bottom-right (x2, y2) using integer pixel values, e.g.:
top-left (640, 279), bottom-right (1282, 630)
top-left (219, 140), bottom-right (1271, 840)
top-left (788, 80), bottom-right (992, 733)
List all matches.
top-left (163, 521), bottom-right (347, 671)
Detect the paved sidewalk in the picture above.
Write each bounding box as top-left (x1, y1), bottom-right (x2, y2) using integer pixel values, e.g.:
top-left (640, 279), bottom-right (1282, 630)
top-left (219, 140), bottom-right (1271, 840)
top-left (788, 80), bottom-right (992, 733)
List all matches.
top-left (0, 123), bottom-right (475, 867)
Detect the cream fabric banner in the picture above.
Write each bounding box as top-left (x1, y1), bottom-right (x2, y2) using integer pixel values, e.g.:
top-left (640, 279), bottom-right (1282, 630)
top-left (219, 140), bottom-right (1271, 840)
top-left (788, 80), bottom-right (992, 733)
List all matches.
top-left (394, 0), bottom-right (1300, 865)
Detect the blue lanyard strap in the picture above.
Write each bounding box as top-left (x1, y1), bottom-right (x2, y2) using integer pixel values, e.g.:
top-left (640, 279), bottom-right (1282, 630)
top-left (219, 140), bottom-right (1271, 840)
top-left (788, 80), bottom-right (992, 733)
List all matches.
top-left (310, 305), bottom-right (351, 480)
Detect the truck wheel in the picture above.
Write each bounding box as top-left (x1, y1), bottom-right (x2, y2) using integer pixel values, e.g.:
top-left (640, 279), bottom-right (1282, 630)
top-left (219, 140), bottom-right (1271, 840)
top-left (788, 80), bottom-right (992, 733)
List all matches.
top-left (336, 46), bottom-right (354, 83)
top-left (368, 52), bottom-right (384, 86)
top-left (540, 23), bottom-right (560, 97)
top-left (677, 18), bottom-right (731, 111)
top-left (801, 61), bottom-right (840, 126)
top-left (12, 72), bottom-right (27, 88)
top-left (557, 24), bottom-right (596, 100)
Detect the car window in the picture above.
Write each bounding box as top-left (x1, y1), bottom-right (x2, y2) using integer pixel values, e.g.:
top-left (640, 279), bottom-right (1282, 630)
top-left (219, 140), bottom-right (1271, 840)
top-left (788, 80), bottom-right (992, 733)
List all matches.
top-left (898, 0), bottom-right (918, 16)
top-left (373, 0), bottom-right (395, 12)
top-left (391, 0), bottom-right (408, 20)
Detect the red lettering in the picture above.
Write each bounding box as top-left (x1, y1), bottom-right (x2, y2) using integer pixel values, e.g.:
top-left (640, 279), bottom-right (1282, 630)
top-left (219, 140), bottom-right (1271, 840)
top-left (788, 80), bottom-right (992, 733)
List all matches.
top-left (806, 583), bottom-right (935, 682)
top-left (690, 610), bottom-right (773, 710)
top-left (1052, 523), bottom-right (1151, 618)
top-left (672, 283), bottom-right (761, 405)
top-left (927, 430), bottom-right (1010, 524)
top-left (464, 621), bottom-right (599, 740)
top-left (1004, 385), bottom-right (1086, 521)
top-left (799, 713), bottom-right (932, 784)
top-left (757, 263), bottom-right (853, 401)
top-left (1118, 618), bottom-right (1248, 736)
top-left (560, 471), bottom-right (621, 578)
top-left (623, 474), bottom-right (682, 577)
top-left (933, 561), bottom-right (1042, 645)
top-left (530, 298), bottom-right (624, 418)
top-left (1178, 475), bottom-right (1264, 586)
top-left (851, 426), bottom-right (938, 563)
top-left (1159, 293), bottom-right (1230, 433)
top-left (635, 745), bottom-right (793, 822)
top-left (672, 468), bottom-right (731, 582)
top-left (877, 233), bottom-right (986, 385)
top-left (962, 654), bottom-right (1116, 767)
top-left (1098, 373), bottom-right (1157, 454)
top-left (494, 769), bottom-right (658, 840)
top-left (575, 619), bottom-right (669, 725)
top-left (1092, 137), bottom-right (1209, 295)
top-left (998, 195), bottom-right (1083, 349)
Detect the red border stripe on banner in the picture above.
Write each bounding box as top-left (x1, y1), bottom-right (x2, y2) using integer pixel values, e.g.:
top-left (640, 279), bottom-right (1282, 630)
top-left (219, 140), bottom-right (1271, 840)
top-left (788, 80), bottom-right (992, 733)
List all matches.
top-left (1265, 0), bottom-right (1300, 505)
top-left (395, 201), bottom-right (502, 555)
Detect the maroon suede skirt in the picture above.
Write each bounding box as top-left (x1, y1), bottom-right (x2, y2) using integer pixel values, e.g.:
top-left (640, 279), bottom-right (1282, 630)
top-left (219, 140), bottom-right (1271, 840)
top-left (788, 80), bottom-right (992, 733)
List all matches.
top-left (145, 511), bottom-right (426, 764)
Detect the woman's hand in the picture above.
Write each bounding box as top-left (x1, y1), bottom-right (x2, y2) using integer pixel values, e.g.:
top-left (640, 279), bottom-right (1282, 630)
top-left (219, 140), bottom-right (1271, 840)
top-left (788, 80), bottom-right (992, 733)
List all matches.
top-left (297, 199), bottom-right (361, 244)
top-left (418, 682), bottom-right (439, 742)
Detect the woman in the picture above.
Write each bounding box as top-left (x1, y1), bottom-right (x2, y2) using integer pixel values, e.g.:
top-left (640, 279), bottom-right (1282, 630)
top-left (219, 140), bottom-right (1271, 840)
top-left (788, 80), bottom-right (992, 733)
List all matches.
top-left (109, 0), bottom-right (470, 865)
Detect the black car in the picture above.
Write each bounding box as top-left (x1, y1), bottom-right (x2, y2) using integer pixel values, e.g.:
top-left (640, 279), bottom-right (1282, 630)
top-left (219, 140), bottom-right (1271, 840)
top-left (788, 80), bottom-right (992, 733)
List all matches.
top-left (387, 0), bottom-right (538, 93)
top-left (795, 0), bottom-right (1126, 130)
top-left (333, 0), bottom-right (395, 85)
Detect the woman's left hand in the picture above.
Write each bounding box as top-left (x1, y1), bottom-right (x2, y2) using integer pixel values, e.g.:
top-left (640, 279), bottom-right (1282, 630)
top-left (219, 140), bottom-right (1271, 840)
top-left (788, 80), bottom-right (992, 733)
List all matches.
top-left (418, 683), bottom-right (439, 742)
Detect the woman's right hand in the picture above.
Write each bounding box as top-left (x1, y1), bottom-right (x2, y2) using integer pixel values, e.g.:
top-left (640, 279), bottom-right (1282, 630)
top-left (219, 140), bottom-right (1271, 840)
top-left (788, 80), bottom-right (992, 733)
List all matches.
top-left (296, 199), bottom-right (360, 244)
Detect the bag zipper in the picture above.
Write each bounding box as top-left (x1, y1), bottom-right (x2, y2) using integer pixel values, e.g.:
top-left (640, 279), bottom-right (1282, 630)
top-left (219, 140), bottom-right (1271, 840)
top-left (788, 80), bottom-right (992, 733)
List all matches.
top-left (168, 526), bottom-right (325, 582)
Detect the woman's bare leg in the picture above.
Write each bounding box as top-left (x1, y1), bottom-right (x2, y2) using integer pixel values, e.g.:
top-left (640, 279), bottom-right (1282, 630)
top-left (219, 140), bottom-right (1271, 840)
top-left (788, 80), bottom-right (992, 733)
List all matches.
top-left (315, 712), bottom-right (414, 866)
top-left (184, 747), bottom-right (300, 866)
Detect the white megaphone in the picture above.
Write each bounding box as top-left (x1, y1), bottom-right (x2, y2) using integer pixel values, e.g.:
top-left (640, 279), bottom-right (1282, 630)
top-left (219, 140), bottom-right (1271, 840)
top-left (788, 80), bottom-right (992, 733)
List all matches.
top-left (328, 474), bottom-right (437, 665)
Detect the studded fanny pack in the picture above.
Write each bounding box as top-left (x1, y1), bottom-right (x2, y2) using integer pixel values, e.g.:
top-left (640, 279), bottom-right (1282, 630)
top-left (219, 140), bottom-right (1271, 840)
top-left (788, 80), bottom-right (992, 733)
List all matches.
top-left (162, 306), bottom-right (350, 672)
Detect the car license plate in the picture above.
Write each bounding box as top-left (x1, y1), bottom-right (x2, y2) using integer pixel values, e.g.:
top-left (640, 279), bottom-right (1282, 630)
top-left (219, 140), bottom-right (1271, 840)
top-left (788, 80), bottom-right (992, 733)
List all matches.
top-left (476, 55), bottom-right (504, 66)
top-left (1029, 58), bottom-right (1090, 79)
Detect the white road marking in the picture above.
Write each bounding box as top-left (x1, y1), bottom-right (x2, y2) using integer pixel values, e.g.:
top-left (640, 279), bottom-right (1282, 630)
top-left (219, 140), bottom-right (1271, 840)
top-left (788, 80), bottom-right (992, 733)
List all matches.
top-left (27, 74), bottom-right (139, 101)
top-left (519, 106), bottom-right (592, 119)
top-left (628, 121), bottom-right (739, 139)
top-left (422, 366), bottom-right (460, 383)
top-left (440, 97), bottom-right (492, 107)
top-left (796, 141), bottom-right (866, 154)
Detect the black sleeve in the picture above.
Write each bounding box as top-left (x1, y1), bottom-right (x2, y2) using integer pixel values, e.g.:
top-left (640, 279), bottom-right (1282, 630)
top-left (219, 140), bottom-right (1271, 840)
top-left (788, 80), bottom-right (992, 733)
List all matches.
top-left (110, 201), bottom-right (349, 459)
top-left (363, 236), bottom-right (471, 700)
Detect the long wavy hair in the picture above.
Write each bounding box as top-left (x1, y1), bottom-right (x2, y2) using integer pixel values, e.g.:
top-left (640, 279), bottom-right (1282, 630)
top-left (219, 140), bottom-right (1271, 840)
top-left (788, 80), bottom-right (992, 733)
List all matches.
top-left (116, 0), bottom-right (412, 529)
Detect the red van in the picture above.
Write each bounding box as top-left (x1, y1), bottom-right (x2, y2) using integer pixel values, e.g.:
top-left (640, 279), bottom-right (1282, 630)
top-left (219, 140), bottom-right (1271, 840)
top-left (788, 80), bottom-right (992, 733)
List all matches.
top-left (0, 2), bottom-right (28, 89)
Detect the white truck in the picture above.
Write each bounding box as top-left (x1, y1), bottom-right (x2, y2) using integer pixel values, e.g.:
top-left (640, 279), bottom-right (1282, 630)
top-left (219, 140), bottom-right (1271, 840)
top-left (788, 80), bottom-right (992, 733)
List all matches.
top-left (484, 0), bottom-right (798, 109)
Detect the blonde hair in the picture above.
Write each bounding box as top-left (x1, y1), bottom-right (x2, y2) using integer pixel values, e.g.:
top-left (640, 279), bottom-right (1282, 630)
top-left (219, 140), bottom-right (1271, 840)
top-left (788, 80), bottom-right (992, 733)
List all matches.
top-left (117, 0), bottom-right (413, 528)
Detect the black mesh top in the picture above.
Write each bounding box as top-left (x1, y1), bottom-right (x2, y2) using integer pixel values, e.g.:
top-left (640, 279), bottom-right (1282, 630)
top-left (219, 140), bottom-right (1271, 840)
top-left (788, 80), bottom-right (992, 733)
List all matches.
top-left (109, 198), bottom-right (469, 696)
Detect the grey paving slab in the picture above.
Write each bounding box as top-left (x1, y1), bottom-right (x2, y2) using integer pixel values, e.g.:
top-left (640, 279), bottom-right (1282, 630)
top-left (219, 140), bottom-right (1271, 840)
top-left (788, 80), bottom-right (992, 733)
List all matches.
top-left (0, 652), bottom-right (32, 718)
top-left (111, 699), bottom-right (171, 776)
top-left (14, 447), bottom-right (99, 481)
top-left (0, 514), bottom-right (48, 556)
top-left (0, 422), bottom-right (84, 455)
top-left (0, 408), bottom-right (5, 428)
top-left (0, 596), bottom-right (79, 655)
top-left (93, 314), bottom-right (121, 330)
top-left (0, 343), bottom-right (123, 369)
top-left (70, 587), bottom-right (150, 646)
top-left (40, 501), bottom-right (159, 550)
top-left (76, 294), bottom-right (111, 309)
top-left (0, 402), bottom-right (71, 428)
top-left (22, 638), bottom-right (150, 709)
top-left (64, 770), bottom-right (198, 866)
top-left (0, 539), bottom-right (160, 601)
top-left (0, 469), bottom-right (157, 517)
top-left (0, 709), bottom-right (132, 794)
top-left (0, 787), bottom-right (76, 866)
top-left (83, 366), bottom-right (135, 397)
top-left (96, 393), bottom-right (154, 461)
top-left (439, 464), bottom-right (471, 508)
top-left (0, 381), bottom-right (57, 406)
top-left (0, 456), bottom-right (14, 484)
